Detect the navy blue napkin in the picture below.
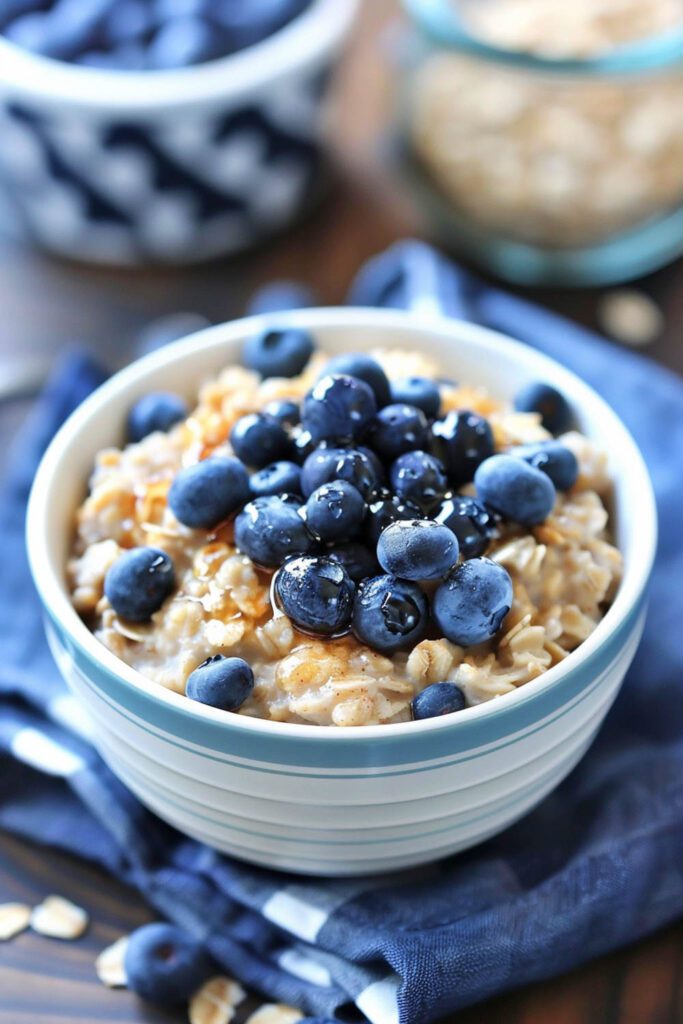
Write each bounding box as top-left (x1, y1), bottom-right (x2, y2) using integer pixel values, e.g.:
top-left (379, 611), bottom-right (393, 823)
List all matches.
top-left (2, 243), bottom-right (683, 1024)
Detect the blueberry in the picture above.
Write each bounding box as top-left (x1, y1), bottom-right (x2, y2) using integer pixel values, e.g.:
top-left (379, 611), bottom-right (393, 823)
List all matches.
top-left (234, 496), bottom-right (314, 567)
top-left (124, 923), bottom-right (211, 1006)
top-left (147, 16), bottom-right (222, 68)
top-left (168, 456), bottom-right (250, 529)
top-left (126, 391), bottom-right (188, 442)
top-left (431, 409), bottom-right (494, 486)
top-left (514, 382), bottom-right (574, 435)
top-left (305, 481), bottom-right (365, 543)
top-left (249, 460), bottom-right (301, 498)
top-left (209, 0), bottom-right (308, 48)
top-left (377, 519), bottom-right (458, 581)
top-left (246, 281), bottom-right (316, 315)
top-left (390, 377), bottom-right (441, 418)
top-left (186, 654), bottom-right (254, 711)
top-left (322, 354), bottom-right (391, 408)
top-left (263, 399), bottom-right (300, 428)
top-left (302, 374), bottom-right (377, 443)
top-left (243, 326), bottom-right (314, 379)
top-left (474, 454), bottom-right (556, 525)
top-left (103, 0), bottom-right (155, 45)
top-left (357, 445), bottom-right (386, 487)
top-left (512, 441), bottom-right (579, 491)
top-left (390, 450), bottom-right (448, 511)
top-left (412, 681), bottom-right (466, 720)
top-left (290, 425), bottom-right (317, 464)
top-left (363, 494), bottom-right (423, 546)
top-left (327, 542), bottom-right (379, 583)
top-left (230, 413), bottom-right (290, 469)
top-left (275, 555), bottom-right (355, 636)
top-left (432, 557), bottom-right (513, 646)
top-left (352, 575), bottom-right (428, 654)
top-left (435, 495), bottom-right (498, 559)
top-left (301, 447), bottom-right (379, 499)
top-left (104, 547), bottom-right (175, 623)
top-left (368, 404), bottom-right (429, 462)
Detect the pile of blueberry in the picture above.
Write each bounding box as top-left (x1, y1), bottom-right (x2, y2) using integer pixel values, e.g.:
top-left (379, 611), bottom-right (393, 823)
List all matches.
top-left (1, 0), bottom-right (310, 70)
top-left (104, 325), bottom-right (578, 721)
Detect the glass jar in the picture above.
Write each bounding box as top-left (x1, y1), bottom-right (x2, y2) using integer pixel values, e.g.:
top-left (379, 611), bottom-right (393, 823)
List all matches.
top-left (399, 0), bottom-right (683, 285)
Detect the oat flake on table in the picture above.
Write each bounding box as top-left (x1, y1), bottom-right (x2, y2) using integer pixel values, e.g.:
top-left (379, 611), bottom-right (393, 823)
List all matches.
top-left (30, 894), bottom-right (89, 939)
top-left (243, 1005), bottom-right (304, 1024)
top-left (189, 975), bottom-right (246, 1024)
top-left (0, 902), bottom-right (32, 940)
top-left (95, 935), bottom-right (129, 987)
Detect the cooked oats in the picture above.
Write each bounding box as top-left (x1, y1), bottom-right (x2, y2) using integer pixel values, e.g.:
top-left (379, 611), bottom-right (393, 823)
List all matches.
top-left (70, 347), bottom-right (622, 726)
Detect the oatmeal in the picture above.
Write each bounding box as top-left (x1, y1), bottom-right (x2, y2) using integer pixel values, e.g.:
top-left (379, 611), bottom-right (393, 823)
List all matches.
top-left (69, 331), bottom-right (621, 726)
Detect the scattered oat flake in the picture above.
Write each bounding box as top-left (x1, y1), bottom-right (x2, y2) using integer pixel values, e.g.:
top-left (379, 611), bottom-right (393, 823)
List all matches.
top-left (95, 935), bottom-right (129, 988)
top-left (0, 902), bottom-right (32, 940)
top-left (244, 1005), bottom-right (304, 1024)
top-left (30, 895), bottom-right (89, 939)
top-left (189, 976), bottom-right (246, 1024)
top-left (598, 289), bottom-right (663, 346)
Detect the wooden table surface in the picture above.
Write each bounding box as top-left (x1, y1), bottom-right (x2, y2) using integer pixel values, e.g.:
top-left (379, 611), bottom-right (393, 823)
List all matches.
top-left (1, 3), bottom-right (682, 1022)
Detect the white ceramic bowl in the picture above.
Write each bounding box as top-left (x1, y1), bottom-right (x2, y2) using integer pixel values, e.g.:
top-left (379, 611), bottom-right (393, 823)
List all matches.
top-left (0, 0), bottom-right (357, 264)
top-left (27, 308), bottom-right (657, 876)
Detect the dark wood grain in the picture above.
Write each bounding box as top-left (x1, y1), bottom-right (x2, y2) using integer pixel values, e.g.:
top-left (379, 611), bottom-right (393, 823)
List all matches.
top-left (1, 1), bottom-right (682, 1022)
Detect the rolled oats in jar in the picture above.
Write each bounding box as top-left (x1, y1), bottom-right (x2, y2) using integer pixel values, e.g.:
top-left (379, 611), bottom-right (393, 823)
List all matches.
top-left (402, 0), bottom-right (683, 279)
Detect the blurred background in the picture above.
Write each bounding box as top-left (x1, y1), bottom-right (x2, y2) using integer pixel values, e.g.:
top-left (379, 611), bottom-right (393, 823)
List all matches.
top-left (0, 0), bottom-right (682, 484)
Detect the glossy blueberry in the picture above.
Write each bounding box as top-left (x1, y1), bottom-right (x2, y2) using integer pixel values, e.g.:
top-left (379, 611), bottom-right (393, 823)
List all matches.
top-left (431, 409), bottom-right (494, 486)
top-left (390, 450), bottom-right (448, 511)
top-left (302, 374), bottom-right (377, 443)
top-left (168, 456), bottom-right (250, 529)
top-left (243, 326), bottom-right (314, 379)
top-left (377, 519), bottom-right (458, 582)
top-left (301, 447), bottom-right (379, 499)
top-left (230, 413), bottom-right (290, 469)
top-left (512, 441), bottom-right (579, 491)
top-left (246, 280), bottom-right (316, 315)
top-left (147, 16), bottom-right (222, 68)
top-left (124, 923), bottom-right (211, 1006)
top-left (322, 353), bottom-right (391, 408)
top-left (363, 494), bottom-right (423, 546)
top-left (263, 399), bottom-right (300, 428)
top-left (305, 481), bottom-right (365, 543)
top-left (353, 574), bottom-right (428, 654)
top-left (368, 403), bottom-right (429, 462)
top-left (249, 460), bottom-right (301, 498)
top-left (357, 445), bottom-right (386, 487)
top-left (433, 557), bottom-right (513, 646)
top-left (390, 377), bottom-right (441, 418)
top-left (126, 391), bottom-right (188, 442)
top-left (412, 682), bottom-right (466, 720)
top-left (435, 495), bottom-right (498, 559)
top-left (234, 496), bottom-right (314, 568)
top-left (514, 382), bottom-right (574, 435)
top-left (290, 425), bottom-right (317, 464)
top-left (327, 542), bottom-right (379, 584)
top-left (186, 655), bottom-right (254, 712)
top-left (474, 454), bottom-right (556, 525)
top-left (275, 555), bottom-right (355, 636)
top-left (104, 547), bottom-right (175, 622)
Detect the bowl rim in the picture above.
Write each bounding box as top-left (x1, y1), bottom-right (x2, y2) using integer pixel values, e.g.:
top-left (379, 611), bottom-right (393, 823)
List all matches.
top-left (0, 0), bottom-right (358, 111)
top-left (26, 306), bottom-right (658, 743)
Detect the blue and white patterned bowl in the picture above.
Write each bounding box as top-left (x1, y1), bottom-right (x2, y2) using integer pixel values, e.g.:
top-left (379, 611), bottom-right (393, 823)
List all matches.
top-left (26, 308), bottom-right (657, 875)
top-left (0, 0), bottom-right (357, 264)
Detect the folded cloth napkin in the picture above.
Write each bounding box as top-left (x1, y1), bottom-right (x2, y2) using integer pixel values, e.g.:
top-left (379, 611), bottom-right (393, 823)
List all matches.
top-left (2, 242), bottom-right (683, 1024)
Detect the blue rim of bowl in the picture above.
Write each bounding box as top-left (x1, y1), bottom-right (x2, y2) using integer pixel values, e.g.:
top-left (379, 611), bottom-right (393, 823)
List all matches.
top-left (26, 308), bottom-right (658, 747)
top-left (402, 0), bottom-right (683, 75)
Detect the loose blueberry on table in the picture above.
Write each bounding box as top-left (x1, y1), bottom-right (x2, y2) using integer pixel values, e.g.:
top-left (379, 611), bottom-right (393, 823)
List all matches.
top-left (81, 328), bottom-right (617, 727)
top-left (124, 922), bottom-right (212, 1005)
